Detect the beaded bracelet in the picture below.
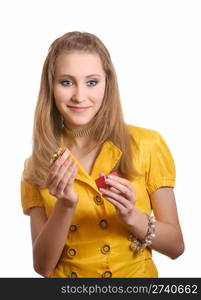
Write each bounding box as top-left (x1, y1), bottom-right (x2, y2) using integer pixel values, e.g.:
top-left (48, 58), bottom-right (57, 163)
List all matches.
top-left (130, 215), bottom-right (156, 254)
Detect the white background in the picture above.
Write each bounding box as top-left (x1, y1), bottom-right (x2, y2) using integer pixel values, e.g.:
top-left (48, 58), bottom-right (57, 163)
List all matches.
top-left (0, 0), bottom-right (200, 277)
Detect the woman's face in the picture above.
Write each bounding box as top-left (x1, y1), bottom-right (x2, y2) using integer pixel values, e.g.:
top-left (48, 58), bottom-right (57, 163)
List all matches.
top-left (53, 52), bottom-right (106, 129)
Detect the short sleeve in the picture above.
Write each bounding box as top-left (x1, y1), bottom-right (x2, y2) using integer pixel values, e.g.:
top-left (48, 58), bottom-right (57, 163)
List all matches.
top-left (145, 131), bottom-right (176, 195)
top-left (20, 158), bottom-right (44, 215)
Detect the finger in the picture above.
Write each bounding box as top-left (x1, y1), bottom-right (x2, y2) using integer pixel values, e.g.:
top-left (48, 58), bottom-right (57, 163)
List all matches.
top-left (47, 149), bottom-right (70, 184)
top-left (107, 174), bottom-right (134, 193)
top-left (104, 193), bottom-right (134, 216)
top-left (48, 161), bottom-right (74, 197)
top-left (108, 186), bottom-right (121, 194)
top-left (68, 164), bottom-right (78, 185)
top-left (48, 156), bottom-right (73, 190)
top-left (58, 162), bottom-right (77, 193)
top-left (62, 163), bottom-right (78, 194)
top-left (105, 177), bottom-right (134, 200)
top-left (99, 188), bottom-right (129, 208)
top-left (49, 147), bottom-right (65, 165)
top-left (47, 155), bottom-right (73, 188)
top-left (50, 148), bottom-right (71, 172)
top-left (103, 195), bottom-right (127, 214)
top-left (98, 173), bottom-right (120, 193)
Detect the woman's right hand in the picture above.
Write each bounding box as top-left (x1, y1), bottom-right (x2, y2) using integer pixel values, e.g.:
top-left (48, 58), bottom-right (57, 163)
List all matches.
top-left (46, 149), bottom-right (78, 208)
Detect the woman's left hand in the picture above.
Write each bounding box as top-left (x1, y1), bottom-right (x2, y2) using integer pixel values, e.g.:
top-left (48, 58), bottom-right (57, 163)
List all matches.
top-left (99, 174), bottom-right (136, 225)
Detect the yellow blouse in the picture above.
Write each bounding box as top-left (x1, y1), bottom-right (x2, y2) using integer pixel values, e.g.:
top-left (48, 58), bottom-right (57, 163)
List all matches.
top-left (20, 125), bottom-right (176, 278)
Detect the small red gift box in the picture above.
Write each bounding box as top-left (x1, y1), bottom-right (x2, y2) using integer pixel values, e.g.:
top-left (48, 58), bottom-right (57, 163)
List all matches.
top-left (95, 172), bottom-right (117, 189)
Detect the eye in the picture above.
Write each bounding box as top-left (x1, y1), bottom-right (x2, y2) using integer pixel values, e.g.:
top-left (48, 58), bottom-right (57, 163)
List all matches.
top-left (87, 80), bottom-right (98, 86)
top-left (60, 80), bottom-right (72, 86)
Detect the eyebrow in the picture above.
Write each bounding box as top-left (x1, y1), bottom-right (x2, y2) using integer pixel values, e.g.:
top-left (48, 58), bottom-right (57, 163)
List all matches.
top-left (58, 74), bottom-right (102, 79)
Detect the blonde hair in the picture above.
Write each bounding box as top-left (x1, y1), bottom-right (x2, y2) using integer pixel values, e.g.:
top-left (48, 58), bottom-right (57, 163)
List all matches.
top-left (23, 31), bottom-right (141, 188)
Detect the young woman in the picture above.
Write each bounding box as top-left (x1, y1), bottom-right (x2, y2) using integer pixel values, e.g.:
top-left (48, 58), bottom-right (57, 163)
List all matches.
top-left (21, 31), bottom-right (184, 278)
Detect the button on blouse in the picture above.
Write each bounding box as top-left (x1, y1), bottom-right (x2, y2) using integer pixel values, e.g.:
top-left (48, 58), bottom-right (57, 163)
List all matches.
top-left (94, 195), bottom-right (103, 205)
top-left (69, 224), bottom-right (77, 232)
top-left (67, 248), bottom-right (77, 258)
top-left (102, 271), bottom-right (112, 278)
top-left (99, 219), bottom-right (108, 229)
top-left (70, 272), bottom-right (78, 278)
top-left (101, 244), bottom-right (110, 254)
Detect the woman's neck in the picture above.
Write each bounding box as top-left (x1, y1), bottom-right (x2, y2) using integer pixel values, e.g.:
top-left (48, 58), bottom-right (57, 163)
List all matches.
top-left (62, 134), bottom-right (96, 154)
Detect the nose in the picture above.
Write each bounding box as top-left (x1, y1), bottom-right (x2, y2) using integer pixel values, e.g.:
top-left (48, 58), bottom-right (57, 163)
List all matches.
top-left (71, 84), bottom-right (86, 103)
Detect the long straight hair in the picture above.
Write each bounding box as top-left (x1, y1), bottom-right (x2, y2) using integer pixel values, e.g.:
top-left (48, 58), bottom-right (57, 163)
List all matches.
top-left (23, 31), bottom-right (141, 188)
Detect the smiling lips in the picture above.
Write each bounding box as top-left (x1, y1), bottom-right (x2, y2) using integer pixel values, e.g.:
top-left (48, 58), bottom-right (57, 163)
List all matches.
top-left (67, 106), bottom-right (91, 112)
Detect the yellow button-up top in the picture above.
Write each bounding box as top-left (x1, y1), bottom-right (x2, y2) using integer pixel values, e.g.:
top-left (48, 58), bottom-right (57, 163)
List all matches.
top-left (20, 125), bottom-right (176, 278)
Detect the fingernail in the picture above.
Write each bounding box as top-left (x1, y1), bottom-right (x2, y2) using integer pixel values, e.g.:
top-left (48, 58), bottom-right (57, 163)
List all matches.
top-left (64, 151), bottom-right (70, 159)
top-left (64, 148), bottom-right (70, 154)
